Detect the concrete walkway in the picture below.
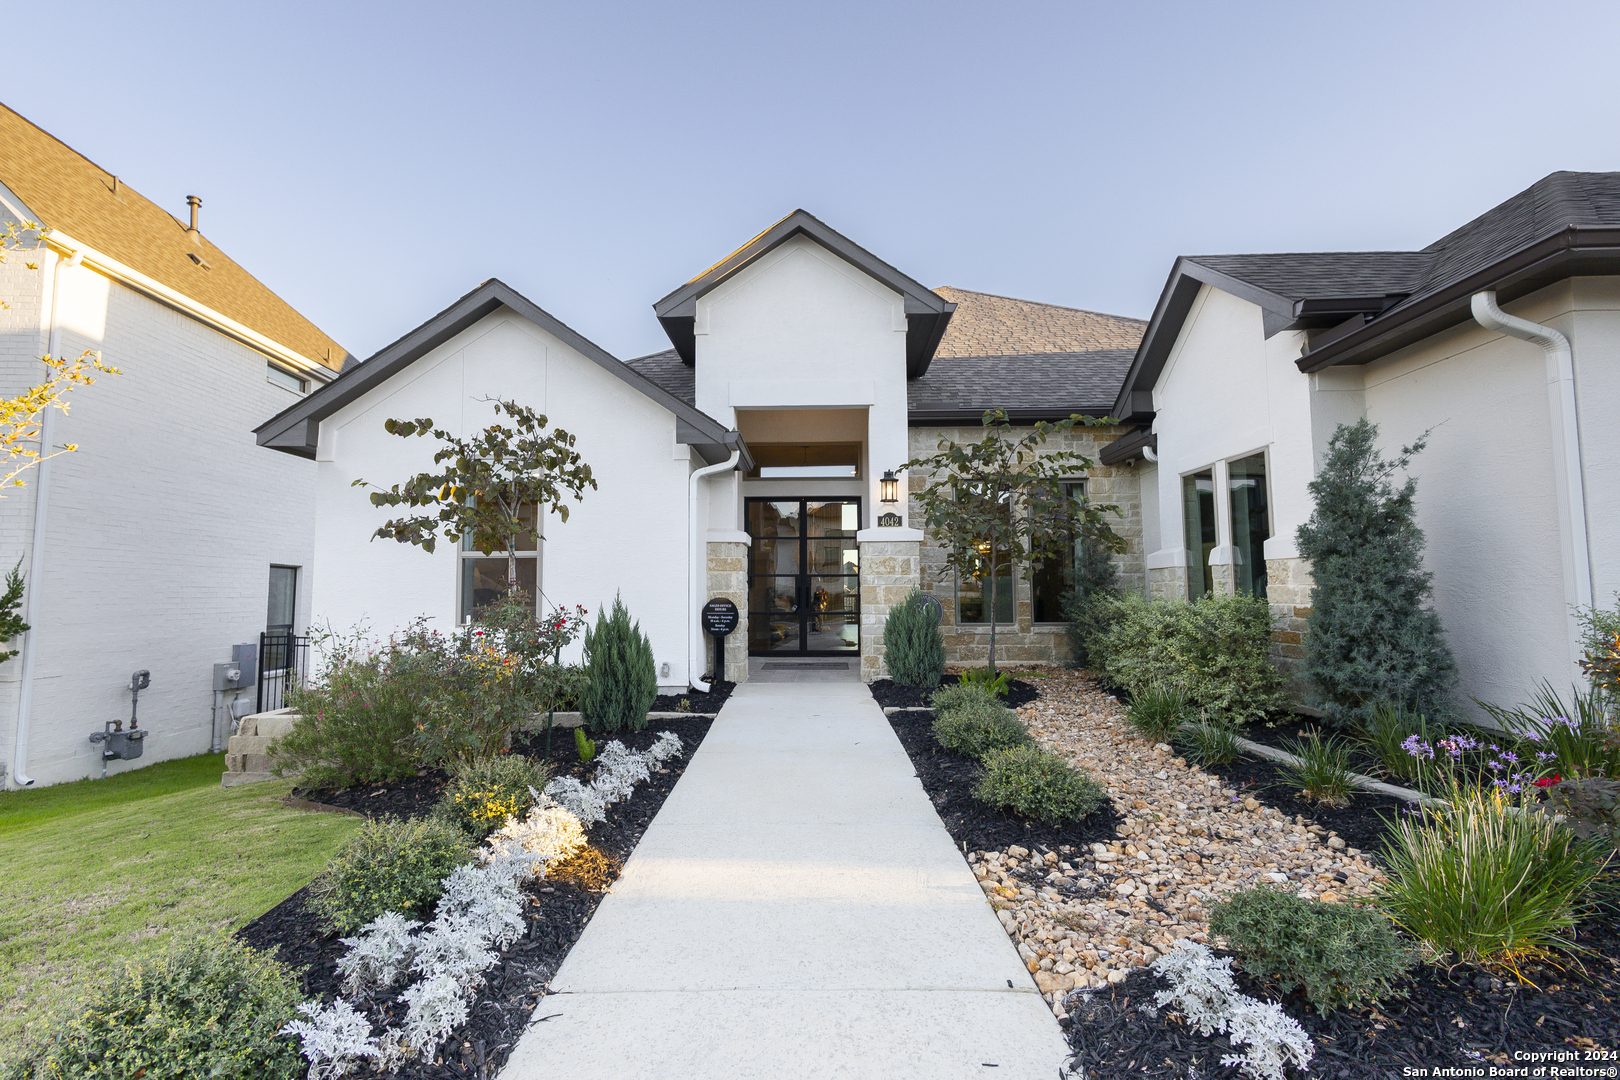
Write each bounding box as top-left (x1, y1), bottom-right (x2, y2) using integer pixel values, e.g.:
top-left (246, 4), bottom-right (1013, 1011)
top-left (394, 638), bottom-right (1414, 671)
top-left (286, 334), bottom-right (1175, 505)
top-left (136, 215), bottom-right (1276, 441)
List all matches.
top-left (501, 679), bottom-right (1069, 1079)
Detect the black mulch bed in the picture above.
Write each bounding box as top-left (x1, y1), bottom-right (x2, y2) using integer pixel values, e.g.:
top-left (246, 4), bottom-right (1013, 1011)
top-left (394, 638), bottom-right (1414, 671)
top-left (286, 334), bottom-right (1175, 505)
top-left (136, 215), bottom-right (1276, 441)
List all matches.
top-left (652, 680), bottom-right (733, 713)
top-left (887, 709), bottom-right (1121, 854)
top-left (870, 673), bottom-right (1042, 710)
top-left (239, 716), bottom-right (712, 1079)
top-left (1197, 753), bottom-right (1417, 857)
top-left (1063, 898), bottom-right (1620, 1080)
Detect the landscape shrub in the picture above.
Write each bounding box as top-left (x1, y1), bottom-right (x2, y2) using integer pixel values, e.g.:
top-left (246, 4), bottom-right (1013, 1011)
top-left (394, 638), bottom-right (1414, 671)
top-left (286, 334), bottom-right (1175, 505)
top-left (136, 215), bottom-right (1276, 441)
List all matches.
top-left (1089, 592), bottom-right (1284, 726)
top-left (973, 744), bottom-right (1105, 824)
top-left (882, 588), bottom-right (945, 688)
top-left (1210, 886), bottom-right (1415, 1014)
top-left (1177, 717), bottom-right (1243, 766)
top-left (1061, 537), bottom-right (1119, 669)
top-left (958, 667), bottom-right (1012, 697)
top-left (932, 700), bottom-right (1032, 760)
top-left (929, 681), bottom-right (1001, 717)
top-left (1295, 419), bottom-right (1458, 728)
top-left (1126, 683), bottom-right (1190, 743)
top-left (309, 817), bottom-right (477, 933)
top-left (1541, 777), bottom-right (1620, 847)
top-left (1377, 784), bottom-right (1611, 968)
top-left (274, 624), bottom-right (428, 789)
top-left (578, 593), bottom-right (657, 733)
top-left (432, 754), bottom-right (553, 840)
top-left (1149, 941), bottom-right (1314, 1080)
top-left (1, 935), bottom-right (303, 1080)
top-left (1278, 734), bottom-right (1356, 806)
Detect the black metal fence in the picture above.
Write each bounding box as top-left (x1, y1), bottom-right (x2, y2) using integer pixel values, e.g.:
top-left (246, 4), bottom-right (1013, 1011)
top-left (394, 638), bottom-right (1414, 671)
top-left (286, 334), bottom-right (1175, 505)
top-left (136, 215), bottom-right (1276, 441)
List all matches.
top-left (257, 631), bottom-right (310, 713)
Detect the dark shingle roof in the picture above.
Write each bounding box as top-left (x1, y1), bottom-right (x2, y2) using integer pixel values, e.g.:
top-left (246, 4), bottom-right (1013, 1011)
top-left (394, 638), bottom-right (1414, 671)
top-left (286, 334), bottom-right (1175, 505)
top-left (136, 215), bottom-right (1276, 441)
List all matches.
top-left (1186, 252), bottom-right (1434, 303)
top-left (908, 352), bottom-right (1133, 419)
top-left (624, 348), bottom-right (694, 407)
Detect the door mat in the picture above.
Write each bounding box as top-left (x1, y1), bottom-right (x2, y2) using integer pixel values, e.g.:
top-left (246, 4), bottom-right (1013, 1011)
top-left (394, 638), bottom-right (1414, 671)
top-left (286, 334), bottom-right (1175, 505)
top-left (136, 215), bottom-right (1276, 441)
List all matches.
top-left (760, 662), bottom-right (851, 670)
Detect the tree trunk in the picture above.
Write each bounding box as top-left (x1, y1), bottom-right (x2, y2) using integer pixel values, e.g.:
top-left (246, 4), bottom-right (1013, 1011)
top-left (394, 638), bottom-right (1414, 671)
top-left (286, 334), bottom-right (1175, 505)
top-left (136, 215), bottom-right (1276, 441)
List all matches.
top-left (987, 537), bottom-right (998, 674)
top-left (507, 538), bottom-right (519, 595)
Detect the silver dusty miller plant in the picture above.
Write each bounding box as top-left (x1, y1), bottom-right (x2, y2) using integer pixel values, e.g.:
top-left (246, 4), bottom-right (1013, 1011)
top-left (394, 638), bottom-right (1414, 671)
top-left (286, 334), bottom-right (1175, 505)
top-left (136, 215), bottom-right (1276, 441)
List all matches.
top-left (1149, 940), bottom-right (1313, 1080)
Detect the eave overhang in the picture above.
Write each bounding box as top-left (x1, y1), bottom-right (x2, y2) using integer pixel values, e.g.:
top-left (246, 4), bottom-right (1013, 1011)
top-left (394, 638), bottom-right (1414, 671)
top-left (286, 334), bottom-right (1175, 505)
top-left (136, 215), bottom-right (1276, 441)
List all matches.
top-left (907, 406), bottom-right (1118, 427)
top-left (1297, 226), bottom-right (1620, 372)
top-left (652, 210), bottom-right (956, 378)
top-left (1099, 426), bottom-right (1156, 466)
top-left (255, 278), bottom-right (749, 469)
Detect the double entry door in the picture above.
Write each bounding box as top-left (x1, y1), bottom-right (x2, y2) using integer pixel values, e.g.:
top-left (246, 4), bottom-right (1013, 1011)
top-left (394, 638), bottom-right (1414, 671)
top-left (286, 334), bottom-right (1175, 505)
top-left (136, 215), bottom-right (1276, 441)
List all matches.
top-left (746, 498), bottom-right (861, 655)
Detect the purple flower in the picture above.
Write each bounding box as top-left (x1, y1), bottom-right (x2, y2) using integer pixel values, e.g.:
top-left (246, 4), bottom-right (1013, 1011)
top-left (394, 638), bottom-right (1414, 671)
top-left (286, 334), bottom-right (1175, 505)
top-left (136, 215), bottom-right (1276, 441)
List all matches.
top-left (1402, 735), bottom-right (1434, 760)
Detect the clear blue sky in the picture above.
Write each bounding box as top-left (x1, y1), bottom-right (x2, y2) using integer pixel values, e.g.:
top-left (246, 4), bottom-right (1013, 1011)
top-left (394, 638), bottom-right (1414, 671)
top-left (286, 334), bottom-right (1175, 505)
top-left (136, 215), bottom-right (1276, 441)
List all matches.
top-left (7, 0), bottom-right (1617, 362)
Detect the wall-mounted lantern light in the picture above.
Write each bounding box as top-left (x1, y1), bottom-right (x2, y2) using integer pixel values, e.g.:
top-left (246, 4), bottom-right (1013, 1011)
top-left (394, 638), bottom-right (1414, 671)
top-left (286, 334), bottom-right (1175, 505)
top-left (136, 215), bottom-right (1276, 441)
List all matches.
top-left (880, 469), bottom-right (899, 504)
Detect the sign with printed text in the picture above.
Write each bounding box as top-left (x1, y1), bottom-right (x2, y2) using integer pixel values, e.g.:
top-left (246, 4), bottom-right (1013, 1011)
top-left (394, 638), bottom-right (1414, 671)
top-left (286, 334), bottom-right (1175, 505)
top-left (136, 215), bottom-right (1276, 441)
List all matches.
top-left (702, 598), bottom-right (739, 636)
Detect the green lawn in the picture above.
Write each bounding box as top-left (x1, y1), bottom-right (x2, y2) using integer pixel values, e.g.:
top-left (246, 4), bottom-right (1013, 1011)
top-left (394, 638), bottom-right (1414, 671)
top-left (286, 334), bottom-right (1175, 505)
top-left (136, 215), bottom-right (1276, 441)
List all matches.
top-left (0, 759), bottom-right (362, 1058)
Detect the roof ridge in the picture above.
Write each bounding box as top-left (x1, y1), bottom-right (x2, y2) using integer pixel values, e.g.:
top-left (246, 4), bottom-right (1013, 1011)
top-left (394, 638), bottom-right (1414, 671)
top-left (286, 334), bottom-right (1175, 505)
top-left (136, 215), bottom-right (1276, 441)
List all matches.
top-left (934, 285), bottom-right (1147, 323)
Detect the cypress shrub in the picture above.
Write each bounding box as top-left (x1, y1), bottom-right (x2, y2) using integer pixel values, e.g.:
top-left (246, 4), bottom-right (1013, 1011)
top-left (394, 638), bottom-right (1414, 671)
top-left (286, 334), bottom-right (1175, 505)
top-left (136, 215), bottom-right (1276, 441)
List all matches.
top-left (1295, 419), bottom-right (1457, 728)
top-left (579, 593), bottom-right (657, 733)
top-left (883, 588), bottom-right (945, 687)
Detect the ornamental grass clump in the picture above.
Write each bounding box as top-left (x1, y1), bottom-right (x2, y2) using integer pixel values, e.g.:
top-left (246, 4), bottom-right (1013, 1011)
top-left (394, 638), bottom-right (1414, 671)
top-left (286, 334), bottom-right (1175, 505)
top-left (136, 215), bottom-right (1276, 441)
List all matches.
top-left (883, 588), bottom-right (945, 688)
top-left (1210, 886), bottom-right (1415, 1014)
top-left (579, 593), bottom-right (657, 733)
top-left (1278, 734), bottom-right (1356, 806)
top-left (433, 754), bottom-right (554, 839)
top-left (1359, 701), bottom-right (1442, 785)
top-left (932, 700), bottom-right (1032, 760)
top-left (973, 744), bottom-right (1105, 824)
top-left (2, 935), bottom-right (305, 1080)
top-left (1376, 784), bottom-right (1612, 972)
top-left (1177, 716), bottom-right (1243, 766)
top-left (308, 816), bottom-right (477, 933)
top-left (1126, 683), bottom-right (1189, 743)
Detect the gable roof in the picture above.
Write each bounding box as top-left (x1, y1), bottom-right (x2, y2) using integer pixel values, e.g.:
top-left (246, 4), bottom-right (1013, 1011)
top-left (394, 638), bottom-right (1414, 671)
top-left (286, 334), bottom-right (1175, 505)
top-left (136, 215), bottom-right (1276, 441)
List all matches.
top-left (256, 279), bottom-right (747, 468)
top-left (1112, 171), bottom-right (1620, 419)
top-left (931, 287), bottom-right (1146, 357)
top-left (651, 210), bottom-right (957, 378)
top-left (0, 101), bottom-right (348, 371)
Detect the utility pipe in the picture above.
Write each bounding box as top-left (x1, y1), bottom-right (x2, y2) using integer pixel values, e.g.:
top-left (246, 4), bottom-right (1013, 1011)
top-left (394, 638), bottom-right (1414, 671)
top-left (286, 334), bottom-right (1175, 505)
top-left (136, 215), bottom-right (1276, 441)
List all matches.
top-left (11, 247), bottom-right (75, 787)
top-left (1471, 291), bottom-right (1593, 663)
top-left (687, 448), bottom-right (740, 694)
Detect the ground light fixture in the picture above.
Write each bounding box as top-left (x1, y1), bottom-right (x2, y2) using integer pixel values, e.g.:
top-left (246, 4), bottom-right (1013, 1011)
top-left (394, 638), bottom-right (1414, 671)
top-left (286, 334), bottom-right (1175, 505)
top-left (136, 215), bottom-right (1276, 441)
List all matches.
top-left (880, 469), bottom-right (899, 504)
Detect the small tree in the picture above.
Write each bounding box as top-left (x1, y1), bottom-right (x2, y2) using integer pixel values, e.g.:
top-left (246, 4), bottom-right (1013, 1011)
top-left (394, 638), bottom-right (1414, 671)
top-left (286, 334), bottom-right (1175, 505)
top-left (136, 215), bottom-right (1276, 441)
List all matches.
top-left (883, 587), bottom-right (945, 688)
top-left (1295, 418), bottom-right (1457, 727)
top-left (904, 410), bottom-right (1124, 673)
top-left (353, 399), bottom-right (596, 595)
top-left (578, 593), bottom-right (657, 733)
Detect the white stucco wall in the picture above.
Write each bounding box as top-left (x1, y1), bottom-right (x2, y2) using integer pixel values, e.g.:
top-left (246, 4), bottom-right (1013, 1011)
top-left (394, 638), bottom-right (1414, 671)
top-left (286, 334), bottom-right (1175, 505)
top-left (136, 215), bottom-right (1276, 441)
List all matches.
top-left (312, 309), bottom-right (695, 685)
top-left (1, 256), bottom-right (319, 786)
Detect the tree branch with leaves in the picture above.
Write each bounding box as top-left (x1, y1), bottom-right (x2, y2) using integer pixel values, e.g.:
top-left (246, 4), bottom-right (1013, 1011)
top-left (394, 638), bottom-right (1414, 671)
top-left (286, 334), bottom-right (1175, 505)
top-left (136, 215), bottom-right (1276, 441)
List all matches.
top-left (352, 399), bottom-right (597, 597)
top-left (903, 409), bottom-right (1124, 673)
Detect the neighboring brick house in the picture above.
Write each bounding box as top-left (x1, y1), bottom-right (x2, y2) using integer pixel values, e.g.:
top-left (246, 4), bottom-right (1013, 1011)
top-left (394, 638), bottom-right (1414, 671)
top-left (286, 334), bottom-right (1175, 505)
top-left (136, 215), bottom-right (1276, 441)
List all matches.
top-left (1100, 171), bottom-right (1620, 715)
top-left (0, 103), bottom-right (347, 787)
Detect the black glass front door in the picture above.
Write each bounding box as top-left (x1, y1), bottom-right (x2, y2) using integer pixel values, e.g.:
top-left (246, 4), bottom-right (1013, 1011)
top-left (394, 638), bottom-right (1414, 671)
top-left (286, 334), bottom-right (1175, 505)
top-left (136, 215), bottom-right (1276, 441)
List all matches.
top-left (746, 498), bottom-right (860, 655)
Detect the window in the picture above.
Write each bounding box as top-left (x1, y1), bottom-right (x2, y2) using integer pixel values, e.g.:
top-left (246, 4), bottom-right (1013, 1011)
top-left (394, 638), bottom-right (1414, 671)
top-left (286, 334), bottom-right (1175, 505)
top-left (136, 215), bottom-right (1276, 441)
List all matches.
top-left (458, 503), bottom-right (540, 622)
top-left (1228, 453), bottom-right (1269, 598)
top-left (1032, 481), bottom-right (1087, 623)
top-left (267, 363), bottom-right (306, 394)
top-left (955, 485), bottom-right (1016, 625)
top-left (746, 443), bottom-right (862, 479)
top-left (267, 565), bottom-right (298, 634)
top-left (1183, 470), bottom-right (1216, 598)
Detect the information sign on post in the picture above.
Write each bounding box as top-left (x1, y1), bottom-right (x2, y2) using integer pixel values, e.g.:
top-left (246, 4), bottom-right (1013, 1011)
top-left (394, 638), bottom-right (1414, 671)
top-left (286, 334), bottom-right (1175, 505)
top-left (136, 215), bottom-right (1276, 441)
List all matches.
top-left (701, 598), bottom-right (739, 683)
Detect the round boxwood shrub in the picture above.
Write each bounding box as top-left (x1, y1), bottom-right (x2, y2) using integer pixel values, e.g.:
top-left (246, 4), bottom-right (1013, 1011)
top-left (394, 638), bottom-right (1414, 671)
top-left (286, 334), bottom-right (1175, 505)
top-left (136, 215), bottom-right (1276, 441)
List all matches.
top-left (1210, 885), bottom-right (1416, 1014)
top-left (308, 816), bottom-right (477, 932)
top-left (2, 935), bottom-right (303, 1080)
top-left (933, 701), bottom-right (1032, 761)
top-left (433, 753), bottom-right (553, 839)
top-left (973, 744), bottom-right (1105, 824)
top-left (929, 682), bottom-right (1000, 717)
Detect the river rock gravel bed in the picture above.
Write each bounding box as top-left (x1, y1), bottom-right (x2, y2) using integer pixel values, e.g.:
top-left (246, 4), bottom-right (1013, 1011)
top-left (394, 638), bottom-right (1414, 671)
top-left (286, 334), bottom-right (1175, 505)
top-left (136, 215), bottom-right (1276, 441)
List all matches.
top-left (964, 670), bottom-right (1388, 1018)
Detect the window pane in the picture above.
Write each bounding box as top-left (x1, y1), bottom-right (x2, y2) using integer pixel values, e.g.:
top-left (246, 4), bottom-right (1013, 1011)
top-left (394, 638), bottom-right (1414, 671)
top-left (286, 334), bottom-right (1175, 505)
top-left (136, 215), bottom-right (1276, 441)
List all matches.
top-left (267, 364), bottom-right (305, 394)
top-left (747, 443), bottom-right (861, 479)
top-left (461, 557), bottom-right (537, 622)
top-left (1228, 453), bottom-right (1269, 598)
top-left (267, 566), bottom-right (297, 632)
top-left (957, 568), bottom-right (1015, 624)
top-left (1183, 471), bottom-right (1216, 598)
top-left (805, 501), bottom-right (857, 538)
top-left (1032, 481), bottom-right (1086, 623)
top-left (808, 539), bottom-right (858, 575)
top-left (747, 501), bottom-right (801, 538)
top-left (461, 502), bottom-right (539, 552)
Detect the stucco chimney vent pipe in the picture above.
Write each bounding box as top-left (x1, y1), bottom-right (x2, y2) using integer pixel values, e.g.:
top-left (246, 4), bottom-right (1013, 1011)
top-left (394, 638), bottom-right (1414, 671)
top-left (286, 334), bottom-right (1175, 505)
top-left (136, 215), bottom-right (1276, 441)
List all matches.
top-left (186, 195), bottom-right (201, 233)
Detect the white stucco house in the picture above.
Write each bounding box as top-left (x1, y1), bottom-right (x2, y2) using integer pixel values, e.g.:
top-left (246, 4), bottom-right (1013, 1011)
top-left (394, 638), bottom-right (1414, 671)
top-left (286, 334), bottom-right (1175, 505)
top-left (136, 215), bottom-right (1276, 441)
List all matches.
top-left (257, 212), bottom-right (1146, 688)
top-left (1099, 171), bottom-right (1620, 716)
top-left (0, 103), bottom-right (347, 787)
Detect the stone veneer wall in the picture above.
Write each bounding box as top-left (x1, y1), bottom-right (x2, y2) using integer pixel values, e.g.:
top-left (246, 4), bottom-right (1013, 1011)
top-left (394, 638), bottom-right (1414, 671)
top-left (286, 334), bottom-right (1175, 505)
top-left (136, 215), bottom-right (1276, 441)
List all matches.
top-left (705, 541), bottom-right (750, 683)
top-left (859, 540), bottom-right (923, 682)
top-left (908, 423), bottom-right (1146, 668)
top-left (1265, 556), bottom-right (1314, 698)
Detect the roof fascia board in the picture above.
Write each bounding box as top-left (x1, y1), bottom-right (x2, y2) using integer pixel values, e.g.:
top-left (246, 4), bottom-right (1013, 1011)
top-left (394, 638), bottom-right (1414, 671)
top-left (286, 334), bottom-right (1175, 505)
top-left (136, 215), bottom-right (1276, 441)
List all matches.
top-left (908, 407), bottom-right (1118, 427)
top-left (39, 229), bottom-right (338, 381)
top-left (256, 279), bottom-right (739, 461)
top-left (1099, 427), bottom-right (1156, 466)
top-left (1297, 227), bottom-right (1620, 372)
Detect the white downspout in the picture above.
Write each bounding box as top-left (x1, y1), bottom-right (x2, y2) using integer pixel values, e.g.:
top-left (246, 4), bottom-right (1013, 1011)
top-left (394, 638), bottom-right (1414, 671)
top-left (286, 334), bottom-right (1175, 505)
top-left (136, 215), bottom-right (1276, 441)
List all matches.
top-left (11, 247), bottom-right (76, 787)
top-left (688, 448), bottom-right (740, 694)
top-left (1471, 291), bottom-right (1593, 667)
